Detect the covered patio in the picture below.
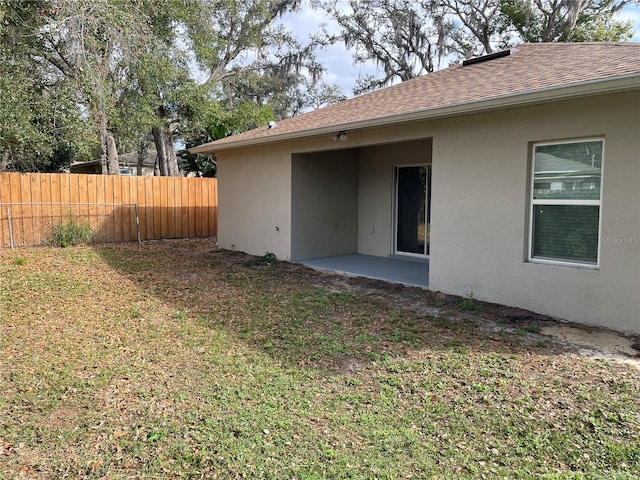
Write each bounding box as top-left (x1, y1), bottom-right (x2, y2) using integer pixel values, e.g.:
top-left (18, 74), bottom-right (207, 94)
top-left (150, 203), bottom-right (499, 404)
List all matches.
top-left (299, 254), bottom-right (429, 287)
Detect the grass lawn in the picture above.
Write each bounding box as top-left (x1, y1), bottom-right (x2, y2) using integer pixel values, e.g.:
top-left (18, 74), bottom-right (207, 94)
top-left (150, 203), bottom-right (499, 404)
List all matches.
top-left (1, 239), bottom-right (639, 479)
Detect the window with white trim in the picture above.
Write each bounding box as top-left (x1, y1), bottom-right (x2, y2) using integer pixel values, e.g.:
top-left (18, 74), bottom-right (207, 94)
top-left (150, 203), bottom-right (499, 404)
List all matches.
top-left (529, 139), bottom-right (603, 266)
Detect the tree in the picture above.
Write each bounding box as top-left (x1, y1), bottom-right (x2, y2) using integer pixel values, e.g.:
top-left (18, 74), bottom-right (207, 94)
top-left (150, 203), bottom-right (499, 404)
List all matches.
top-left (497, 0), bottom-right (636, 43)
top-left (0, 0), bottom-right (199, 176)
top-left (111, 0), bottom-right (330, 176)
top-left (144, 0), bottom-right (335, 175)
top-left (313, 0), bottom-right (453, 92)
top-left (218, 68), bottom-right (345, 119)
top-left (43, 2), bottom-right (145, 173)
top-left (0, 0), bottom-right (95, 172)
top-left (314, 0), bottom-right (637, 93)
top-left (0, 0), bottom-right (339, 175)
top-left (13, 0), bottom-right (170, 175)
top-left (187, 0), bottom-right (335, 114)
top-left (178, 98), bottom-right (275, 177)
top-left (432, 0), bottom-right (506, 58)
top-left (122, 48), bottom-right (204, 177)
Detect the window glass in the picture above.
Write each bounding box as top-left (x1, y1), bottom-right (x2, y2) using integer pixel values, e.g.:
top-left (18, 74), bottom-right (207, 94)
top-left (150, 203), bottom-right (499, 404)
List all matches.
top-left (533, 141), bottom-right (602, 200)
top-left (530, 139), bottom-right (603, 266)
top-left (532, 205), bottom-right (599, 263)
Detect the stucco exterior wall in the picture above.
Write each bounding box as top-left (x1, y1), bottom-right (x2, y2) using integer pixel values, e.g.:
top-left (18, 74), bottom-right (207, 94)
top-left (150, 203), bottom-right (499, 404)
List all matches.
top-left (217, 125), bottom-right (436, 261)
top-left (215, 90), bottom-right (639, 333)
top-left (357, 140), bottom-right (432, 256)
top-left (428, 91), bottom-right (640, 333)
top-left (216, 145), bottom-right (292, 259)
top-left (291, 150), bottom-right (359, 260)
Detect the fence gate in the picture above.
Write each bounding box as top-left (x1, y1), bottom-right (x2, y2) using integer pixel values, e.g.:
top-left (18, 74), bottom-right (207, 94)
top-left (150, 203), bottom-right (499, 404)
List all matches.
top-left (0, 202), bottom-right (140, 248)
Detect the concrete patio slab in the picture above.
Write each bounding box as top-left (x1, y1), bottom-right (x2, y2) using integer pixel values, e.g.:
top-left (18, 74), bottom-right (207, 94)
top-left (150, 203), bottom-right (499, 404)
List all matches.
top-left (299, 254), bottom-right (429, 287)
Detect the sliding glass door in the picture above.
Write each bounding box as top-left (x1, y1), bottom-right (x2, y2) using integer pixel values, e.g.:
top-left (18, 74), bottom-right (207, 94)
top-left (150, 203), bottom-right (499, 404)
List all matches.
top-left (395, 165), bottom-right (431, 256)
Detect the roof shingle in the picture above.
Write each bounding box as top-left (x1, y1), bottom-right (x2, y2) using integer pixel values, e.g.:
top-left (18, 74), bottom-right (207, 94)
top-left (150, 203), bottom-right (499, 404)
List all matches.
top-left (193, 43), bottom-right (640, 153)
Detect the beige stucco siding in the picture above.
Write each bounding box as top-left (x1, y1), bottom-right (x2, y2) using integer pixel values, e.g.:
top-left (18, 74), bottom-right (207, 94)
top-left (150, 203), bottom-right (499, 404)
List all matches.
top-left (429, 91), bottom-right (640, 333)
top-left (216, 145), bottom-right (292, 259)
top-left (217, 125), bottom-right (436, 260)
top-left (291, 150), bottom-right (359, 260)
top-left (215, 90), bottom-right (639, 333)
top-left (358, 140), bottom-right (432, 256)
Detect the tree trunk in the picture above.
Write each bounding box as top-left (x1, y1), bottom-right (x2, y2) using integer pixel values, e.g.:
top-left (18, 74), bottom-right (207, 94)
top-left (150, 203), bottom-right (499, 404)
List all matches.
top-left (98, 111), bottom-right (120, 175)
top-left (105, 133), bottom-right (120, 175)
top-left (98, 113), bottom-right (108, 175)
top-left (137, 142), bottom-right (148, 176)
top-left (152, 125), bottom-right (180, 177)
top-left (0, 151), bottom-right (11, 171)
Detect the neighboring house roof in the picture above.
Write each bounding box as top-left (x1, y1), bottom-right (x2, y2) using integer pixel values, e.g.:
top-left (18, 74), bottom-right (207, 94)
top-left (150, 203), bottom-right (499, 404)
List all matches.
top-left (191, 42), bottom-right (640, 154)
top-left (70, 151), bottom-right (158, 172)
top-left (69, 150), bottom-right (157, 174)
top-left (534, 152), bottom-right (600, 175)
top-left (118, 150), bottom-right (158, 167)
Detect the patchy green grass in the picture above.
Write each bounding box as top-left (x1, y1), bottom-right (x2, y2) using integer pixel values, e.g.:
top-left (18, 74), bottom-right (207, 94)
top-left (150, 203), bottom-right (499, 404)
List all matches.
top-left (1, 240), bottom-right (639, 479)
top-left (457, 293), bottom-right (483, 314)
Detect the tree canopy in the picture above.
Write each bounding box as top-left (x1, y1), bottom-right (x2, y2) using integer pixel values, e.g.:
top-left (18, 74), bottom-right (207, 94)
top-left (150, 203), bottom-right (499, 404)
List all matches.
top-left (313, 0), bottom-right (638, 93)
top-left (1, 0), bottom-right (637, 173)
top-left (0, 0), bottom-right (338, 175)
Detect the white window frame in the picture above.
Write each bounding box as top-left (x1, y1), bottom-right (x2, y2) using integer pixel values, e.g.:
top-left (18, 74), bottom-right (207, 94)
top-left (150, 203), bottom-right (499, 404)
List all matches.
top-left (528, 137), bottom-right (604, 269)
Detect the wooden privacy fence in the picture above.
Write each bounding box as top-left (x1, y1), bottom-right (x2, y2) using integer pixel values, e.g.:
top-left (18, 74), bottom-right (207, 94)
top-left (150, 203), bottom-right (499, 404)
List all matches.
top-left (0, 173), bottom-right (217, 248)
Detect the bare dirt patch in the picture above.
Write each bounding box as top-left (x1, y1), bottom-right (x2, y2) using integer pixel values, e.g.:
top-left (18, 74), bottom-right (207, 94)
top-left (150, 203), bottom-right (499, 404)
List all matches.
top-left (540, 324), bottom-right (640, 368)
top-left (295, 260), bottom-right (640, 369)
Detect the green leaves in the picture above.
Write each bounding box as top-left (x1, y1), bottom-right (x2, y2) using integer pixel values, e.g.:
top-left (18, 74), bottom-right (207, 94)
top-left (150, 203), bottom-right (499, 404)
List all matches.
top-left (498, 0), bottom-right (635, 43)
top-left (316, 0), bottom-right (637, 94)
top-left (0, 0), bottom-right (343, 173)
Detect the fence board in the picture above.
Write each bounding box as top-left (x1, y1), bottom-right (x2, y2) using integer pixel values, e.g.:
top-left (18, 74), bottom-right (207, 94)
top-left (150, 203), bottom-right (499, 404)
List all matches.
top-left (152, 177), bottom-right (162, 239)
top-left (174, 177), bottom-right (183, 238)
top-left (201, 180), bottom-right (209, 236)
top-left (86, 174), bottom-right (99, 234)
top-left (77, 172), bottom-right (88, 203)
top-left (189, 179), bottom-right (196, 238)
top-left (59, 174), bottom-right (71, 204)
top-left (181, 179), bottom-right (189, 238)
top-left (19, 175), bottom-right (33, 244)
top-left (121, 177), bottom-right (132, 242)
top-left (127, 177), bottom-right (137, 243)
top-left (0, 174), bottom-right (11, 244)
top-left (0, 174), bottom-right (11, 203)
top-left (166, 178), bottom-right (176, 239)
top-left (50, 174), bottom-right (61, 203)
top-left (142, 176), bottom-right (153, 241)
top-left (195, 179), bottom-right (203, 237)
top-left (0, 173), bottom-right (217, 248)
top-left (104, 176), bottom-right (115, 243)
top-left (30, 176), bottom-right (43, 245)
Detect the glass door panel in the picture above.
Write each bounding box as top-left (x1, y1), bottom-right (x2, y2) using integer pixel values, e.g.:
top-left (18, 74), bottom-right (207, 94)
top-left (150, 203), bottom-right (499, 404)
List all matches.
top-left (395, 165), bottom-right (430, 256)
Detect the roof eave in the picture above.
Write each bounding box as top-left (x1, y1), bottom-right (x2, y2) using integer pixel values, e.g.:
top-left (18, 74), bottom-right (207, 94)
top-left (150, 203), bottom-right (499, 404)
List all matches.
top-left (190, 74), bottom-right (640, 155)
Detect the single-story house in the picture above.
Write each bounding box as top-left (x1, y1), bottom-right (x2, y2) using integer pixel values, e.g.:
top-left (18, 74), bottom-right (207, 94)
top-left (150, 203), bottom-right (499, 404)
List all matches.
top-left (191, 42), bottom-right (640, 334)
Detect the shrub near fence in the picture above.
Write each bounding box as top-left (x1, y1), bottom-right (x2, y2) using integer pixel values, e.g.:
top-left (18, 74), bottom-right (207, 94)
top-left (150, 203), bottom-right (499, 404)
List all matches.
top-left (0, 173), bottom-right (218, 248)
top-left (1, 202), bottom-right (140, 248)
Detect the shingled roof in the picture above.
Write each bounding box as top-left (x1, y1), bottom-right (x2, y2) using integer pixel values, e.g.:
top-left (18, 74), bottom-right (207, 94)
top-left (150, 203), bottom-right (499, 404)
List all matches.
top-left (192, 42), bottom-right (640, 154)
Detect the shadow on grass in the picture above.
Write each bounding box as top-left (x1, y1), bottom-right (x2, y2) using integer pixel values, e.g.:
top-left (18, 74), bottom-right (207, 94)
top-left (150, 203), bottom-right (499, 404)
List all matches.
top-left (94, 239), bottom-right (565, 374)
top-left (4, 240), bottom-right (639, 480)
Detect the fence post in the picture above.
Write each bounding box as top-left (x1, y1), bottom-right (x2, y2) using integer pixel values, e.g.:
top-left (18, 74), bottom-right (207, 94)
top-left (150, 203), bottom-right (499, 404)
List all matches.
top-left (7, 206), bottom-right (14, 249)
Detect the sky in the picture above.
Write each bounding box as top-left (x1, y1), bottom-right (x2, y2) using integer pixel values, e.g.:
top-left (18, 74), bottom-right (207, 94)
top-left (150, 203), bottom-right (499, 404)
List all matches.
top-left (280, 3), bottom-right (640, 97)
